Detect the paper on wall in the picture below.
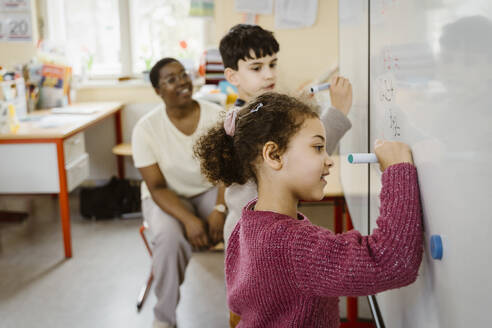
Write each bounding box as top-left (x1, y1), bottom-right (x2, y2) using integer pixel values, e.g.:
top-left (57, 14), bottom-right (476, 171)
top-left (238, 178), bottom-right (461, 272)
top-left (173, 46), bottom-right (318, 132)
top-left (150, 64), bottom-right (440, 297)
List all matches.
top-left (275, 0), bottom-right (318, 29)
top-left (4, 12), bottom-right (32, 41)
top-left (0, 0), bottom-right (32, 42)
top-left (0, 0), bottom-right (31, 11)
top-left (235, 0), bottom-right (273, 15)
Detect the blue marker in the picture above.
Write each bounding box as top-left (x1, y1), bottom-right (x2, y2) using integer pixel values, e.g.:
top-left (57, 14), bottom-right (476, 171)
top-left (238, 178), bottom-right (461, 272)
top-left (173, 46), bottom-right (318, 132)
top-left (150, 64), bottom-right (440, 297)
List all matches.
top-left (430, 235), bottom-right (443, 260)
top-left (347, 153), bottom-right (378, 164)
top-left (310, 83), bottom-right (331, 94)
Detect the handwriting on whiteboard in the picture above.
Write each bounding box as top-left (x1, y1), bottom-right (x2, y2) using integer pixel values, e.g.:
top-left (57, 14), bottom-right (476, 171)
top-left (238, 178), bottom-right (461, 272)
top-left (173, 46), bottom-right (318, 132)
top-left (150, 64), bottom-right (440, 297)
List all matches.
top-left (379, 0), bottom-right (398, 15)
top-left (388, 108), bottom-right (401, 137)
top-left (376, 74), bottom-right (402, 138)
top-left (383, 48), bottom-right (400, 71)
top-left (378, 78), bottom-right (395, 103)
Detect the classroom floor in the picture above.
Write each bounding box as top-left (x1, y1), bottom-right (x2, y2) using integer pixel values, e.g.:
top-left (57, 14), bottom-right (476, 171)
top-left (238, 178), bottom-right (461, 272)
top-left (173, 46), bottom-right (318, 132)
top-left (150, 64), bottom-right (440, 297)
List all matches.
top-left (0, 192), bottom-right (371, 328)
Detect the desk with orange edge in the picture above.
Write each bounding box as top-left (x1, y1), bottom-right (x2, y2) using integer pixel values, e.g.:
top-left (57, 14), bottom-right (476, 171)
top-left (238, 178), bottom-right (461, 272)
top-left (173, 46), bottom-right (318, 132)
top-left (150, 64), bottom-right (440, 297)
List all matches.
top-left (301, 155), bottom-right (375, 328)
top-left (0, 102), bottom-right (125, 258)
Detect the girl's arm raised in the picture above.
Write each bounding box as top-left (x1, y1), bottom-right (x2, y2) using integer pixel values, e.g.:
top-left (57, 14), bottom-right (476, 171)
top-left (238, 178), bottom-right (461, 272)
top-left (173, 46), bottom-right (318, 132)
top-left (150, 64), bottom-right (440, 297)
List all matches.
top-left (288, 163), bottom-right (423, 297)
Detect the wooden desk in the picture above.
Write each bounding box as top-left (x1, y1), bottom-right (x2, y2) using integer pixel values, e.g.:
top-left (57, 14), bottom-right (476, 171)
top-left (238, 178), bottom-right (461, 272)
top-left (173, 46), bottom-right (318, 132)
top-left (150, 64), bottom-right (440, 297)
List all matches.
top-left (0, 102), bottom-right (124, 258)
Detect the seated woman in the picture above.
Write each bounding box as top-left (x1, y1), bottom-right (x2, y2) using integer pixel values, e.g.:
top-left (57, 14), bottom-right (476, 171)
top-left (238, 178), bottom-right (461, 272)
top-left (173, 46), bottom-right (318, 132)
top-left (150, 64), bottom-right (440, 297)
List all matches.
top-left (132, 58), bottom-right (226, 328)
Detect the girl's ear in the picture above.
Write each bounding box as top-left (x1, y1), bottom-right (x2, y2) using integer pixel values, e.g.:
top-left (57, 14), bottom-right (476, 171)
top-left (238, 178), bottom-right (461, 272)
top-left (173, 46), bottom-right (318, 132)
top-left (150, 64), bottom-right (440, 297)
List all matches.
top-left (262, 141), bottom-right (282, 170)
top-left (224, 67), bottom-right (239, 87)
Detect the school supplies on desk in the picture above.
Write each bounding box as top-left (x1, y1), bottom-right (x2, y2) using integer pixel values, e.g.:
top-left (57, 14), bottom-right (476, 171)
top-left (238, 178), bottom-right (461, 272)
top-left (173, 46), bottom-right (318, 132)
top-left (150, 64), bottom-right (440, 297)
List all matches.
top-left (38, 64), bottom-right (72, 108)
top-left (51, 104), bottom-right (104, 115)
top-left (0, 102), bottom-right (8, 133)
top-left (7, 104), bottom-right (20, 133)
top-left (34, 114), bottom-right (85, 128)
top-left (0, 76), bottom-right (28, 133)
top-left (194, 85), bottom-right (227, 106)
top-left (201, 48), bottom-right (225, 84)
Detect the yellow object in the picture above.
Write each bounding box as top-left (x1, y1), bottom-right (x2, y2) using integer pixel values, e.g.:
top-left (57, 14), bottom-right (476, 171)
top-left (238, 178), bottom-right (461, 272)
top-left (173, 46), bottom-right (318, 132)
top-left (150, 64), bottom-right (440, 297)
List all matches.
top-left (226, 92), bottom-right (238, 106)
top-left (8, 104), bottom-right (20, 134)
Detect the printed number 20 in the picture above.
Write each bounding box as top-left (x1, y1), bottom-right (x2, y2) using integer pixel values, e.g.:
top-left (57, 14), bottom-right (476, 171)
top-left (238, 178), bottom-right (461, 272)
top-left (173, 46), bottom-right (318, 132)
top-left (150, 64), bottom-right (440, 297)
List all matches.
top-left (9, 20), bottom-right (28, 36)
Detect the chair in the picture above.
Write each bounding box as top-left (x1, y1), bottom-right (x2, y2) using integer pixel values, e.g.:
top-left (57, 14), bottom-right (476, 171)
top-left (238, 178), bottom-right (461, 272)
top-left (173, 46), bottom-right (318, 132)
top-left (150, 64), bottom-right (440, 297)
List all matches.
top-left (112, 143), bottom-right (133, 157)
top-left (116, 143), bottom-right (152, 311)
top-left (137, 222), bottom-right (154, 311)
top-left (136, 222), bottom-right (226, 312)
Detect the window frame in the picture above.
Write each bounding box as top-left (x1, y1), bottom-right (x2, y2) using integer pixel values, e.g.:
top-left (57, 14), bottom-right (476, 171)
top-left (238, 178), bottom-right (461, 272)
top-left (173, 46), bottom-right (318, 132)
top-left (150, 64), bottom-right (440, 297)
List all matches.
top-left (42, 0), bottom-right (212, 80)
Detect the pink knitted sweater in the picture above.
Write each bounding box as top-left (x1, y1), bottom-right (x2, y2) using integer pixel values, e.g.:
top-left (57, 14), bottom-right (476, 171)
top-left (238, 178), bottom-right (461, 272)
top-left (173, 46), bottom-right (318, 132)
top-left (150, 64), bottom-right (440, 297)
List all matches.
top-left (225, 163), bottom-right (423, 327)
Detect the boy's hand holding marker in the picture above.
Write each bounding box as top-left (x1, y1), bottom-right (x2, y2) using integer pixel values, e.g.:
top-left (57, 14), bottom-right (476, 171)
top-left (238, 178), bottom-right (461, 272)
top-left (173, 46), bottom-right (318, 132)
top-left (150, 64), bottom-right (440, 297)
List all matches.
top-left (310, 76), bottom-right (353, 116)
top-left (329, 76), bottom-right (353, 116)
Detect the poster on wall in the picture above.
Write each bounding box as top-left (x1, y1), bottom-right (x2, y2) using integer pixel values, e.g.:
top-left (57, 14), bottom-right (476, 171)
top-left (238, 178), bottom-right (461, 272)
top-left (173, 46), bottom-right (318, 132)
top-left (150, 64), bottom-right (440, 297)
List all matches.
top-left (275, 0), bottom-right (318, 29)
top-left (189, 0), bottom-right (214, 17)
top-left (0, 0), bottom-right (32, 42)
top-left (235, 0), bottom-right (273, 15)
top-left (1, 0), bottom-right (31, 11)
top-left (5, 13), bottom-right (31, 41)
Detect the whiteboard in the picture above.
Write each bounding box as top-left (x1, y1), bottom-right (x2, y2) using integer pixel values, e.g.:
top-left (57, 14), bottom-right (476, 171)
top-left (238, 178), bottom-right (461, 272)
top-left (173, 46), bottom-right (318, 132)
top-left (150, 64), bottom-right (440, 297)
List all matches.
top-left (340, 1), bottom-right (492, 327)
top-left (339, 0), bottom-right (370, 236)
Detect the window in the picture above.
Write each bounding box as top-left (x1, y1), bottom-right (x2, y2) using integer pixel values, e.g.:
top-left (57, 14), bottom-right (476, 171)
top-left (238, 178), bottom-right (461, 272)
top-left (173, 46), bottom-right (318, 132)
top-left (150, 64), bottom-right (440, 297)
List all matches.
top-left (63, 0), bottom-right (121, 76)
top-left (130, 0), bottom-right (208, 74)
top-left (43, 0), bottom-right (212, 77)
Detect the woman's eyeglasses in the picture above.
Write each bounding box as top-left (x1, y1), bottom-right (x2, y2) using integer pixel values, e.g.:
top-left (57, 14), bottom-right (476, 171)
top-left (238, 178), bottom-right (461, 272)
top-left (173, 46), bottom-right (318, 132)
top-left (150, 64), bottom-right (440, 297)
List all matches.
top-left (160, 71), bottom-right (190, 86)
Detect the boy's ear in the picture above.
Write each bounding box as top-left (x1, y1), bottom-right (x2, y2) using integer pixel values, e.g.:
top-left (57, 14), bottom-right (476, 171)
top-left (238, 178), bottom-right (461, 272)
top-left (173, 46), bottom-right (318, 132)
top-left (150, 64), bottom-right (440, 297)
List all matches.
top-left (262, 141), bottom-right (282, 170)
top-left (224, 67), bottom-right (240, 87)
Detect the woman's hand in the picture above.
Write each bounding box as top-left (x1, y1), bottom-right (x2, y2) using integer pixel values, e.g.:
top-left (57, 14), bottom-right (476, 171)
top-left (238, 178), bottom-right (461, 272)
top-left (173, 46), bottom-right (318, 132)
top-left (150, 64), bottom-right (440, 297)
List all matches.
top-left (184, 217), bottom-right (209, 250)
top-left (207, 210), bottom-right (225, 245)
top-left (374, 139), bottom-right (414, 172)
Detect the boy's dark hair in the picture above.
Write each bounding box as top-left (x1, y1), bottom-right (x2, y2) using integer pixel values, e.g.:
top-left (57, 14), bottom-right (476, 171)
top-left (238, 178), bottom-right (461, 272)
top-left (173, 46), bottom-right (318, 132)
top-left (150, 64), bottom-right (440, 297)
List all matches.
top-left (219, 24), bottom-right (280, 70)
top-left (194, 92), bottom-right (319, 186)
top-left (149, 57), bottom-right (179, 89)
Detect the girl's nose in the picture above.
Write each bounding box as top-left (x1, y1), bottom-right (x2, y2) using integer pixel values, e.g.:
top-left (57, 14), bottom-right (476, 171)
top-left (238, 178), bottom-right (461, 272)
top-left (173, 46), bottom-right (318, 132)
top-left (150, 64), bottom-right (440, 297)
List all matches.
top-left (325, 154), bottom-right (334, 168)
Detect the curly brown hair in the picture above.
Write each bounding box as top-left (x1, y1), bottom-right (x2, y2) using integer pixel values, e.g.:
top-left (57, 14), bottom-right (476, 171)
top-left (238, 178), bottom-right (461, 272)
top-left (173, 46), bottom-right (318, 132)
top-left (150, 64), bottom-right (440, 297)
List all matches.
top-left (194, 92), bottom-right (319, 186)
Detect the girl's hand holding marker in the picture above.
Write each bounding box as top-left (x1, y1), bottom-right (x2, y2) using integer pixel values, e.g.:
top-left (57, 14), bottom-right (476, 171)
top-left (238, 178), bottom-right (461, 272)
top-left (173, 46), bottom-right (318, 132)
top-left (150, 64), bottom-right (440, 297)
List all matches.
top-left (349, 140), bottom-right (414, 172)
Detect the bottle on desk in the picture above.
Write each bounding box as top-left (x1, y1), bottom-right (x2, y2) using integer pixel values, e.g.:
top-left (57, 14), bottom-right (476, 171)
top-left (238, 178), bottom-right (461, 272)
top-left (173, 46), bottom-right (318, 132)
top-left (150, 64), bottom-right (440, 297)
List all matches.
top-left (8, 104), bottom-right (20, 134)
top-left (0, 102), bottom-right (8, 133)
